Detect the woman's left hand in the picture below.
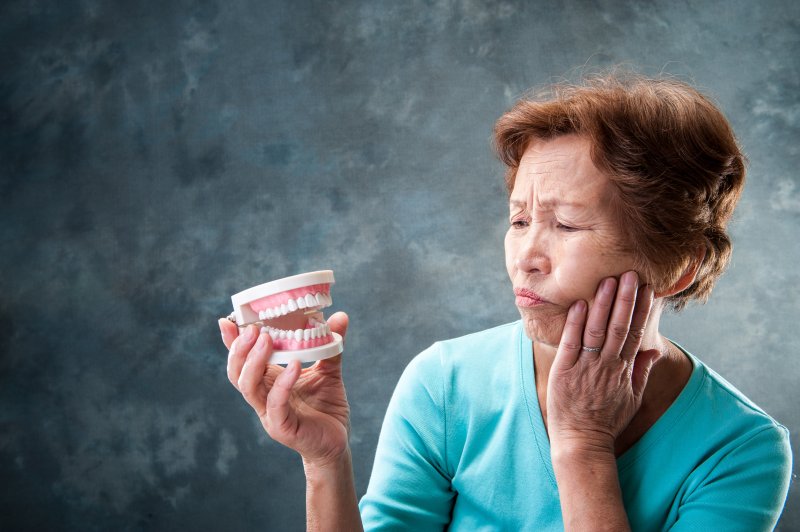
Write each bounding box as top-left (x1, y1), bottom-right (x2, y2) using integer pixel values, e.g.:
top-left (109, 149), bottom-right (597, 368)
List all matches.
top-left (546, 270), bottom-right (660, 456)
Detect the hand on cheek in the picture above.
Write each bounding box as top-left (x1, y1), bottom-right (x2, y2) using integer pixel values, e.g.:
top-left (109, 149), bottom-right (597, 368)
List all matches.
top-left (546, 271), bottom-right (658, 453)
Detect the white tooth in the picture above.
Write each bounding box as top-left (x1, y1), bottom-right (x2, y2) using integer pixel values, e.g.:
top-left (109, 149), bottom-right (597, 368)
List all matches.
top-left (324, 293), bottom-right (333, 306)
top-left (288, 299), bottom-right (298, 312)
top-left (280, 304), bottom-right (288, 315)
top-left (273, 306), bottom-right (281, 317)
top-left (294, 329), bottom-right (303, 341)
top-left (297, 296), bottom-right (307, 309)
top-left (325, 324), bottom-right (331, 336)
top-left (279, 330), bottom-right (287, 339)
top-left (315, 293), bottom-right (323, 306)
top-left (311, 328), bottom-right (318, 339)
top-left (305, 293), bottom-right (316, 307)
top-left (303, 329), bottom-right (311, 341)
top-left (265, 308), bottom-right (273, 319)
top-left (269, 329), bottom-right (278, 339)
top-left (259, 310), bottom-right (267, 320)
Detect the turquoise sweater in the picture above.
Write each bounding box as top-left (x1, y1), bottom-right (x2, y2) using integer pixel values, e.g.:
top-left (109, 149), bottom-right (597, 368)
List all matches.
top-left (359, 321), bottom-right (792, 530)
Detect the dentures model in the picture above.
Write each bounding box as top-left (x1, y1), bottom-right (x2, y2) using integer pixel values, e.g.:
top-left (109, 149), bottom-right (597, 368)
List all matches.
top-left (228, 270), bottom-right (343, 364)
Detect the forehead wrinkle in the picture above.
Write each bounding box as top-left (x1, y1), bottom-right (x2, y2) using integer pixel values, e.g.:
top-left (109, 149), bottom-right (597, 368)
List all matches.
top-left (521, 155), bottom-right (569, 174)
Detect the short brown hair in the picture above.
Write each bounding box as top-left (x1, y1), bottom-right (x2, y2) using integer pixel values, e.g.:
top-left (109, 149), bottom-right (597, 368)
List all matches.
top-left (494, 72), bottom-right (746, 311)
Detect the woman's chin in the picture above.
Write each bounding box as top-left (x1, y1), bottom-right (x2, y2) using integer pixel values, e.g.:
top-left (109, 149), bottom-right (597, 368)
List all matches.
top-left (520, 313), bottom-right (566, 348)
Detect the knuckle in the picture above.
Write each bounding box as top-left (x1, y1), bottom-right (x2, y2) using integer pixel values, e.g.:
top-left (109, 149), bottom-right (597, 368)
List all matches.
top-left (619, 292), bottom-right (636, 304)
top-left (566, 315), bottom-right (583, 327)
top-left (585, 326), bottom-right (606, 340)
top-left (628, 326), bottom-right (645, 342)
top-left (611, 324), bottom-right (630, 340)
top-left (561, 340), bottom-right (582, 351)
top-left (237, 375), bottom-right (250, 396)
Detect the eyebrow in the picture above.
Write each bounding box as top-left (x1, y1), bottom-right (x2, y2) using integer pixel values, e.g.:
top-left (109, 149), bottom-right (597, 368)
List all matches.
top-left (509, 198), bottom-right (586, 210)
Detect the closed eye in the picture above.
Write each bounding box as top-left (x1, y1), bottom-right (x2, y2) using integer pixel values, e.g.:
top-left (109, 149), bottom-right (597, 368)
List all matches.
top-left (556, 222), bottom-right (580, 232)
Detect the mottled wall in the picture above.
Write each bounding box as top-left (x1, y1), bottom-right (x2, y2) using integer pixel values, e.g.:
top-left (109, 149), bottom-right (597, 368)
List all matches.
top-left (1, 0), bottom-right (797, 530)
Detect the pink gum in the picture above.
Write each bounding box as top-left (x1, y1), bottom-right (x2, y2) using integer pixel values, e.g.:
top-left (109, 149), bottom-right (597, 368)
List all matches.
top-left (249, 283), bottom-right (331, 312)
top-left (271, 334), bottom-right (333, 351)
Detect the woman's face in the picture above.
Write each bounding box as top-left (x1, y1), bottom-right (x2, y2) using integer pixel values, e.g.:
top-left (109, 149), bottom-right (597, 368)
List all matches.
top-left (504, 135), bottom-right (639, 347)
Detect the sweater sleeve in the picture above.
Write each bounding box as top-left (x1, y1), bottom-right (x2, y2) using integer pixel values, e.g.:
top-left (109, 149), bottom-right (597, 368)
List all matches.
top-left (359, 343), bottom-right (455, 531)
top-left (670, 424), bottom-right (792, 531)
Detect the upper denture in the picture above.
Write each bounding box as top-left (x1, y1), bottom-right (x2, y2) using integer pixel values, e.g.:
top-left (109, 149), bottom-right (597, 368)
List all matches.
top-left (248, 283), bottom-right (332, 316)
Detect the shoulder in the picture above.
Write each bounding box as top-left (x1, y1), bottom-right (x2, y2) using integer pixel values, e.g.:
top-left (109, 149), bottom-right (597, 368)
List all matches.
top-left (402, 320), bottom-right (522, 384)
top-left (690, 353), bottom-right (789, 438)
top-left (677, 351), bottom-right (791, 478)
top-left (655, 351), bottom-right (794, 528)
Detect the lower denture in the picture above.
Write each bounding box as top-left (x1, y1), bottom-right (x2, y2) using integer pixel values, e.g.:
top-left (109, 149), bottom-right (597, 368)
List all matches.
top-left (262, 322), bottom-right (333, 350)
top-left (265, 334), bottom-right (334, 351)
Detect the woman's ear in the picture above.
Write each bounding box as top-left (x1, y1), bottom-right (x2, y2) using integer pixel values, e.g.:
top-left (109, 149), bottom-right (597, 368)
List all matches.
top-left (655, 248), bottom-right (706, 298)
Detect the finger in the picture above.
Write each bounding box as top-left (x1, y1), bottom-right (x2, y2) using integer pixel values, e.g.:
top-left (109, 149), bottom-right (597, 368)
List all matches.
top-left (601, 271), bottom-right (639, 360)
top-left (619, 284), bottom-right (655, 362)
top-left (237, 330), bottom-right (274, 416)
top-left (631, 348), bottom-right (660, 399)
top-left (228, 325), bottom-right (259, 390)
top-left (266, 359), bottom-right (302, 434)
top-left (327, 311), bottom-right (349, 341)
top-left (554, 300), bottom-right (587, 370)
top-left (316, 311), bottom-right (349, 371)
top-left (582, 277), bottom-right (617, 351)
top-left (219, 318), bottom-right (239, 350)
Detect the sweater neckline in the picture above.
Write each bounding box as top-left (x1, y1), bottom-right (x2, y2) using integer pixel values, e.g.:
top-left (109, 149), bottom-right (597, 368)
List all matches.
top-left (516, 320), bottom-right (707, 474)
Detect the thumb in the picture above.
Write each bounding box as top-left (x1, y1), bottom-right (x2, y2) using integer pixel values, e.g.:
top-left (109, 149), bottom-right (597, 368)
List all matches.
top-left (315, 311), bottom-right (349, 371)
top-left (326, 311), bottom-right (349, 342)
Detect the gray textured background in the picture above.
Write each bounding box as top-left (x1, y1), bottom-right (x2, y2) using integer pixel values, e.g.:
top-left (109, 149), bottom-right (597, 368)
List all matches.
top-left (1, 0), bottom-right (797, 530)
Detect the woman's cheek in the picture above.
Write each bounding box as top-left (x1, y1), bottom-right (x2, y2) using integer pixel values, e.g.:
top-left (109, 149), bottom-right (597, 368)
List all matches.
top-left (503, 230), bottom-right (517, 278)
top-left (553, 259), bottom-right (604, 304)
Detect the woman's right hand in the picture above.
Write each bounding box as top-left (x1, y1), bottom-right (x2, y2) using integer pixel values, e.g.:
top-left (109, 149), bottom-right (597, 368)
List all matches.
top-left (220, 312), bottom-right (352, 469)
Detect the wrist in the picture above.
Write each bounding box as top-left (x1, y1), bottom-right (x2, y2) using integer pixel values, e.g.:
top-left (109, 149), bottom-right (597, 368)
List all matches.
top-left (550, 436), bottom-right (616, 467)
top-left (303, 447), bottom-right (353, 485)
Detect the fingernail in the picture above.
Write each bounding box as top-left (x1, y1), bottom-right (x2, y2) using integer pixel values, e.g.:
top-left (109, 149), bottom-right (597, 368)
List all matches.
top-left (623, 271), bottom-right (638, 286)
top-left (573, 300), bottom-right (586, 314)
top-left (602, 277), bottom-right (616, 293)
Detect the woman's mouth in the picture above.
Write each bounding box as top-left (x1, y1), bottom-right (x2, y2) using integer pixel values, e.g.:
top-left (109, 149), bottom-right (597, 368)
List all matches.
top-left (513, 287), bottom-right (550, 307)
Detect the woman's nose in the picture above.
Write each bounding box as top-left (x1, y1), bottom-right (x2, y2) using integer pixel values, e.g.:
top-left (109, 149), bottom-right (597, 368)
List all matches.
top-left (515, 227), bottom-right (550, 274)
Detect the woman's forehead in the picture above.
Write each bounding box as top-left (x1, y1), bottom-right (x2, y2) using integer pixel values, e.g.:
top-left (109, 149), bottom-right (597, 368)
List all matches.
top-left (512, 138), bottom-right (611, 207)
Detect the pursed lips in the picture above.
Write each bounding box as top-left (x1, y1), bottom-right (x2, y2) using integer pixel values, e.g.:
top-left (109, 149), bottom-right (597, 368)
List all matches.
top-left (513, 287), bottom-right (551, 307)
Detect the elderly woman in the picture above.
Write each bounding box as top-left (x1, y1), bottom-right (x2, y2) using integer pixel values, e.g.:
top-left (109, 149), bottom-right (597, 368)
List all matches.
top-left (219, 73), bottom-right (792, 530)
